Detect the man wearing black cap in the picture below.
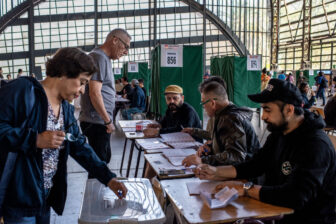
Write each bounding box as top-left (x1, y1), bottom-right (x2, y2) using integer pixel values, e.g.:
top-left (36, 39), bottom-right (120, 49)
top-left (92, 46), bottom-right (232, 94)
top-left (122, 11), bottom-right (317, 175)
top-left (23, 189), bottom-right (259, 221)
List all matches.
top-left (195, 79), bottom-right (336, 224)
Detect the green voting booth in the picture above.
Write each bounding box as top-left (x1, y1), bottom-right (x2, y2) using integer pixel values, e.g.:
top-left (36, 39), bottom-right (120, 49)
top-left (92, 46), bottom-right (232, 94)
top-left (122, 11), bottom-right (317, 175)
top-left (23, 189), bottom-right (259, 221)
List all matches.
top-left (295, 70), bottom-right (318, 87)
top-left (211, 56), bottom-right (261, 108)
top-left (150, 44), bottom-right (203, 120)
top-left (122, 62), bottom-right (150, 92)
top-left (113, 68), bottom-right (123, 81)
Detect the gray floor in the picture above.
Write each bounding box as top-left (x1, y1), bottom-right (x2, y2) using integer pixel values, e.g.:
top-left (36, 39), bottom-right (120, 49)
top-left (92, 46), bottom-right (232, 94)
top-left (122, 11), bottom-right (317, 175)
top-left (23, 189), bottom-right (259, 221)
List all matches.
top-left (50, 96), bottom-right (329, 223)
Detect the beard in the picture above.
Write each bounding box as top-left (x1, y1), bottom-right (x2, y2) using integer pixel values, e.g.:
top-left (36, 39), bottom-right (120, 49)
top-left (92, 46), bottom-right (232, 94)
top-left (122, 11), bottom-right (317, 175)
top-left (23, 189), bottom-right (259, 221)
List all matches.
top-left (265, 118), bottom-right (288, 133)
top-left (168, 102), bottom-right (181, 112)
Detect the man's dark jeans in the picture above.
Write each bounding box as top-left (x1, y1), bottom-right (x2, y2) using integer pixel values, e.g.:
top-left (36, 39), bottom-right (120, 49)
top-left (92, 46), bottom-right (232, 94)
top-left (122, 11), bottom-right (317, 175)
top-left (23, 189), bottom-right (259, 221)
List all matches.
top-left (80, 122), bottom-right (111, 178)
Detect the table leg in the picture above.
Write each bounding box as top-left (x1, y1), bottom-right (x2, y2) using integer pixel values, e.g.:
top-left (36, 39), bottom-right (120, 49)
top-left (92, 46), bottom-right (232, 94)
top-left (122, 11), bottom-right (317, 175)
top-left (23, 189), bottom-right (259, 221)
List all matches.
top-left (134, 145), bottom-right (143, 177)
top-left (119, 138), bottom-right (128, 176)
top-left (142, 160), bottom-right (147, 177)
top-left (126, 140), bottom-right (135, 177)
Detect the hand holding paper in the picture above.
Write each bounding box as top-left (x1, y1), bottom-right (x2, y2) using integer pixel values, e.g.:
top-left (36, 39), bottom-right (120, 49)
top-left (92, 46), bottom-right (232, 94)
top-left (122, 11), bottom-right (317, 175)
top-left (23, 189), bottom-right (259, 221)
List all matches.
top-left (200, 186), bottom-right (238, 209)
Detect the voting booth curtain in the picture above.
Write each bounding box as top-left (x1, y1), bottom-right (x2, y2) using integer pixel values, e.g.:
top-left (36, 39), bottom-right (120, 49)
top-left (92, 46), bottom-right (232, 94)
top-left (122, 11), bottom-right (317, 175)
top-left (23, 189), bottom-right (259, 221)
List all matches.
top-left (122, 62), bottom-right (150, 92)
top-left (211, 56), bottom-right (261, 108)
top-left (295, 70), bottom-right (318, 87)
top-left (150, 45), bottom-right (203, 120)
top-left (114, 68), bottom-right (123, 81)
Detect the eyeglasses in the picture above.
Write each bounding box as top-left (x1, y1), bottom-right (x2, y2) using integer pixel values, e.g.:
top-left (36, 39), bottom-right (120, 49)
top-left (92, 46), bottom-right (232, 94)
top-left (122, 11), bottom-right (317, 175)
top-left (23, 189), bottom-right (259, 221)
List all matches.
top-left (200, 98), bottom-right (217, 106)
top-left (64, 119), bottom-right (79, 142)
top-left (115, 36), bottom-right (130, 51)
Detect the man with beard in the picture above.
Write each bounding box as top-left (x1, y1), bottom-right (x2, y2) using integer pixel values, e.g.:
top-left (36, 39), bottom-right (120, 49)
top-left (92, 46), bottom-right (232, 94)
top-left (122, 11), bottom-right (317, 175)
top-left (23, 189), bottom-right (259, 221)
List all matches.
top-left (182, 81), bottom-right (259, 167)
top-left (144, 85), bottom-right (201, 137)
top-left (195, 79), bottom-right (336, 224)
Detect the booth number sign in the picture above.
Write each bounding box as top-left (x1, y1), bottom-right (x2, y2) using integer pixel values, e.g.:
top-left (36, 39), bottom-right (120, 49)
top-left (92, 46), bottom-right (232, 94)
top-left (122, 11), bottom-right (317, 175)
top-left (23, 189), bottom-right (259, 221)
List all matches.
top-left (128, 62), bottom-right (139, 73)
top-left (247, 55), bottom-right (261, 71)
top-left (161, 44), bottom-right (183, 67)
top-left (114, 68), bottom-right (121, 75)
top-left (166, 52), bottom-right (177, 65)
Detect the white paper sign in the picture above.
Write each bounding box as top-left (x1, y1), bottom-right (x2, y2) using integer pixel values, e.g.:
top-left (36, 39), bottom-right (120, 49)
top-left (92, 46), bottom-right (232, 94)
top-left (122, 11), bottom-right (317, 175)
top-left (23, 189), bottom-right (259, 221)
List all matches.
top-left (247, 55), bottom-right (261, 71)
top-left (309, 69), bottom-right (314, 76)
top-left (161, 44), bottom-right (183, 67)
top-left (128, 62), bottom-right (138, 73)
top-left (114, 68), bottom-right (121, 75)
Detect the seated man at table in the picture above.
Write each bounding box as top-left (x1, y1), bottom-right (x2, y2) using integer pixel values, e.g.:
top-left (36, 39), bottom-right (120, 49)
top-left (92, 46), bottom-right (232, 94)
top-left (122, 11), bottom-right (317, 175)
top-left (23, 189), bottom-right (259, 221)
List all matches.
top-left (117, 76), bottom-right (132, 98)
top-left (144, 85), bottom-right (201, 138)
top-left (138, 78), bottom-right (147, 97)
top-left (122, 79), bottom-right (146, 120)
top-left (182, 81), bottom-right (260, 167)
top-left (195, 79), bottom-right (336, 224)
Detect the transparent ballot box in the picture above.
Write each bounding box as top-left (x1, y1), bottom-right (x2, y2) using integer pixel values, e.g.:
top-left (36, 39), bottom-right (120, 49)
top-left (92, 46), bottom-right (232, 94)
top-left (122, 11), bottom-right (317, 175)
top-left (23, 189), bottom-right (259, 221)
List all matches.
top-left (78, 178), bottom-right (166, 224)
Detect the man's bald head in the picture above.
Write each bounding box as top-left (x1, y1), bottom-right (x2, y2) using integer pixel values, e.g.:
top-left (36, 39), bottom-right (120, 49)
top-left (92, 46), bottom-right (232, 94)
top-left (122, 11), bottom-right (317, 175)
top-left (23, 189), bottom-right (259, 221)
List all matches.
top-left (102, 28), bottom-right (131, 60)
top-left (105, 28), bottom-right (131, 44)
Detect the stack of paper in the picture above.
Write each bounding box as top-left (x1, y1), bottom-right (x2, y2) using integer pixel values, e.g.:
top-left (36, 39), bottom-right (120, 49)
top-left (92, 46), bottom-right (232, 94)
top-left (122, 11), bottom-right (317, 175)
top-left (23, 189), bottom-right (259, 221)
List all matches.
top-left (186, 181), bottom-right (223, 195)
top-left (160, 132), bottom-right (202, 149)
top-left (200, 186), bottom-right (238, 209)
top-left (136, 138), bottom-right (170, 150)
top-left (161, 148), bottom-right (196, 166)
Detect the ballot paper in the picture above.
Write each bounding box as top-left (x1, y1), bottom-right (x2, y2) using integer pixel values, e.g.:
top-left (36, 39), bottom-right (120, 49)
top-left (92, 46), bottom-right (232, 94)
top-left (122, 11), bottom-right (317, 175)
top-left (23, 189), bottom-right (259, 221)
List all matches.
top-left (161, 148), bottom-right (196, 166)
top-left (186, 181), bottom-right (223, 195)
top-left (200, 186), bottom-right (238, 209)
top-left (136, 138), bottom-right (170, 150)
top-left (160, 132), bottom-right (195, 143)
top-left (167, 141), bottom-right (203, 149)
top-left (160, 132), bottom-right (202, 149)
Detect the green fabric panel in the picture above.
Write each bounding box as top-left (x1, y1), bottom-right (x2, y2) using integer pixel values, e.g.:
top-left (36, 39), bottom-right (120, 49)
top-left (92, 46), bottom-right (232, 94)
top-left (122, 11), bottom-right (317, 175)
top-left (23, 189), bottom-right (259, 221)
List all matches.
top-left (150, 45), bottom-right (203, 120)
top-left (210, 56), bottom-right (260, 108)
top-left (295, 70), bottom-right (318, 87)
top-left (181, 46), bottom-right (203, 120)
top-left (210, 57), bottom-right (235, 102)
top-left (233, 57), bottom-right (260, 108)
top-left (150, 47), bottom-right (161, 115)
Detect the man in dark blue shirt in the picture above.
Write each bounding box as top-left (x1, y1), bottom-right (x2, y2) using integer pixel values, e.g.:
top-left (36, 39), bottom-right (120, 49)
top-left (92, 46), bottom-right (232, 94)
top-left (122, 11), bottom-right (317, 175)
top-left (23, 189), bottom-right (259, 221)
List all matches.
top-left (122, 79), bottom-right (146, 120)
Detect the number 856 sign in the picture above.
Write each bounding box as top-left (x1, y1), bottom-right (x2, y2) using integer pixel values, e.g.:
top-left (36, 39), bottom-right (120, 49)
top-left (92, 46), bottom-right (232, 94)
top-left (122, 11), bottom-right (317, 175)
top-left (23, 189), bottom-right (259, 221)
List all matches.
top-left (161, 44), bottom-right (183, 67)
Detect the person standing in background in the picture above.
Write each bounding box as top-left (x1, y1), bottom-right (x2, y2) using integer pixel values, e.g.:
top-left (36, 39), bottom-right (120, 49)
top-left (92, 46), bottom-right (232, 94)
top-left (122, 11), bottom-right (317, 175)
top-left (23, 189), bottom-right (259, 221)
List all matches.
top-left (17, 68), bottom-right (23, 78)
top-left (277, 71), bottom-right (286, 80)
top-left (80, 28), bottom-right (131, 173)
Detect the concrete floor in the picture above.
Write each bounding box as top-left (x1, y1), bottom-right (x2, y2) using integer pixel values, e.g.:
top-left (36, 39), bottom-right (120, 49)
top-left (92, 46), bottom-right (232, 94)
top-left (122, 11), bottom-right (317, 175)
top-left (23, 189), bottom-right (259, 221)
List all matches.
top-left (50, 96), bottom-right (329, 223)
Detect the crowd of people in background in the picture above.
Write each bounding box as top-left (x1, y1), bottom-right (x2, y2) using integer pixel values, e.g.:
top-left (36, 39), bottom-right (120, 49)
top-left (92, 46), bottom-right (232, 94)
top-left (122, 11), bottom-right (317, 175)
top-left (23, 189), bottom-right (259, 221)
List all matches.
top-left (0, 67), bottom-right (37, 82)
top-left (260, 67), bottom-right (336, 129)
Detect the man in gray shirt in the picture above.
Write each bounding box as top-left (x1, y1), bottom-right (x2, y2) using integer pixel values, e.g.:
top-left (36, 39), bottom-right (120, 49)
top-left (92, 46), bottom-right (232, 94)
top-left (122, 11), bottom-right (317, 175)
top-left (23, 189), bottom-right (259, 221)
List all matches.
top-left (80, 28), bottom-right (131, 175)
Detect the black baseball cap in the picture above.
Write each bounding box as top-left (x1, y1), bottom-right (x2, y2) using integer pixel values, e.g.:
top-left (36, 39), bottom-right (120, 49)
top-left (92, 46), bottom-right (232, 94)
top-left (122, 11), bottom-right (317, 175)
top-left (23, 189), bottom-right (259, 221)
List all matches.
top-left (248, 79), bottom-right (303, 107)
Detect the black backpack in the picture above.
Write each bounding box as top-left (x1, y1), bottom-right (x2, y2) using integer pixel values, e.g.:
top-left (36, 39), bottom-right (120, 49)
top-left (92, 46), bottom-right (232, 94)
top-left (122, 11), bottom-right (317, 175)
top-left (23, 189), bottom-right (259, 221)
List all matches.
top-left (320, 77), bottom-right (327, 88)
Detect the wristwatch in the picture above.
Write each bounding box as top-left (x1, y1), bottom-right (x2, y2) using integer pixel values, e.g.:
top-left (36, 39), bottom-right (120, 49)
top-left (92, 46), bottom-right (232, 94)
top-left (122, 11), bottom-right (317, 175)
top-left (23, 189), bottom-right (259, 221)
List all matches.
top-left (243, 182), bottom-right (254, 197)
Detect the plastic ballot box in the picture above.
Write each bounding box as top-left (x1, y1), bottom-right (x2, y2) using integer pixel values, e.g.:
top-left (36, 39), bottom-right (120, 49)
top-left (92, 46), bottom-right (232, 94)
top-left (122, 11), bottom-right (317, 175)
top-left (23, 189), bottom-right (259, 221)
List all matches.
top-left (78, 178), bottom-right (166, 224)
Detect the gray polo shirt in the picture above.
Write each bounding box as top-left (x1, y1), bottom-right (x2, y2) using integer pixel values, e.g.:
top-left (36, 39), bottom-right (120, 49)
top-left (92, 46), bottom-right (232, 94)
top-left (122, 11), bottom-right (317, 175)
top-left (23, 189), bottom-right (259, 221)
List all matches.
top-left (79, 47), bottom-right (115, 124)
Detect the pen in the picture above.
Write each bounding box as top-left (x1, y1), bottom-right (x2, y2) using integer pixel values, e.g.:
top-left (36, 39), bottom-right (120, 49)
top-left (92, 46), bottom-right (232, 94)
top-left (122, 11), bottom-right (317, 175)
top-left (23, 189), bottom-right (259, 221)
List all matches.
top-left (117, 190), bottom-right (123, 198)
top-left (180, 124), bottom-right (184, 129)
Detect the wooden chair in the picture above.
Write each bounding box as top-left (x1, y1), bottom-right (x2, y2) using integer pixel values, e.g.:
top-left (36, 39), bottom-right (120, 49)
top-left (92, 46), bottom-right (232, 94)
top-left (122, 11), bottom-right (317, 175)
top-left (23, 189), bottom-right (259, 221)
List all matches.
top-left (311, 107), bottom-right (336, 134)
top-left (310, 106), bottom-right (325, 119)
top-left (328, 134), bottom-right (336, 151)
